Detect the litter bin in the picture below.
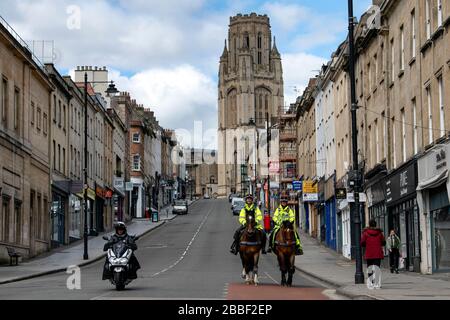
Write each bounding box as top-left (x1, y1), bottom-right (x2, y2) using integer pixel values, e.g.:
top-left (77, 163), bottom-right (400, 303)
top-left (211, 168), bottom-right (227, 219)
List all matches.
top-left (152, 210), bottom-right (159, 222)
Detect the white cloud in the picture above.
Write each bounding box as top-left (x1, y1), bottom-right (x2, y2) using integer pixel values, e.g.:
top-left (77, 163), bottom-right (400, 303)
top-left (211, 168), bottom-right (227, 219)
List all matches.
top-left (262, 2), bottom-right (309, 32)
top-left (282, 52), bottom-right (327, 105)
top-left (107, 65), bottom-right (218, 148)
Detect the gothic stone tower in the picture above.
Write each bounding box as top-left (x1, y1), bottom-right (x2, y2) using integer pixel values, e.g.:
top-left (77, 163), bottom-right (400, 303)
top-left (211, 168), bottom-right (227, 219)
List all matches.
top-left (218, 13), bottom-right (283, 196)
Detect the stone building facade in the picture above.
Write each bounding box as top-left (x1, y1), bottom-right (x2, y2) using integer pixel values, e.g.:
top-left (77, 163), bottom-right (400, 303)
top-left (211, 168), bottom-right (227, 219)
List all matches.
top-left (0, 21), bottom-right (54, 262)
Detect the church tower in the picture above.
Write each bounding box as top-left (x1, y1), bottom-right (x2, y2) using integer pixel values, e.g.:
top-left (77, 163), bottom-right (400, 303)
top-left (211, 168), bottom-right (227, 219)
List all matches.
top-left (218, 13), bottom-right (283, 196)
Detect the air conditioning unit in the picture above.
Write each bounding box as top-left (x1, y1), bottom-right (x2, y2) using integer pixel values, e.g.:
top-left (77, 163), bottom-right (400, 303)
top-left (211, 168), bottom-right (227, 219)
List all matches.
top-left (365, 5), bottom-right (381, 31)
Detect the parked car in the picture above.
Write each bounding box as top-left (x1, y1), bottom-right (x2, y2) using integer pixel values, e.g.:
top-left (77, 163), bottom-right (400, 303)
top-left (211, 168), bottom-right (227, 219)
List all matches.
top-left (231, 197), bottom-right (244, 210)
top-left (228, 193), bottom-right (238, 202)
top-left (204, 194), bottom-right (210, 199)
top-left (172, 200), bottom-right (188, 215)
top-left (232, 200), bottom-right (245, 215)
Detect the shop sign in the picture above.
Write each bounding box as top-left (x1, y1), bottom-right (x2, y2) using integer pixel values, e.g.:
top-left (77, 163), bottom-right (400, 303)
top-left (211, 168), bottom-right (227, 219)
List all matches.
top-left (303, 193), bottom-right (318, 202)
top-left (104, 189), bottom-right (113, 198)
top-left (386, 162), bottom-right (416, 205)
top-left (96, 186), bottom-right (104, 198)
top-left (336, 188), bottom-right (347, 200)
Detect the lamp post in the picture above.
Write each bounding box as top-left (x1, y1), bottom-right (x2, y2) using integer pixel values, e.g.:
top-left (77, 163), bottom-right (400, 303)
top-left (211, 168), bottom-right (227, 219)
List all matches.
top-left (83, 73), bottom-right (118, 260)
top-left (348, 0), bottom-right (364, 284)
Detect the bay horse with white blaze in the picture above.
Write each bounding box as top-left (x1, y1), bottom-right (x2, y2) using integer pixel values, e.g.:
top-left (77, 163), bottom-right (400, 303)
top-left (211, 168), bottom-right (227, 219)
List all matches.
top-left (239, 213), bottom-right (262, 285)
top-left (273, 220), bottom-right (296, 286)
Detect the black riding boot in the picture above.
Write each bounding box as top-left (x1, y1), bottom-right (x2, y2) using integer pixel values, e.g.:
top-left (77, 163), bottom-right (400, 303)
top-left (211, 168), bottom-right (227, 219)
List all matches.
top-left (261, 231), bottom-right (267, 254)
top-left (267, 231), bottom-right (275, 253)
top-left (230, 229), bottom-right (241, 255)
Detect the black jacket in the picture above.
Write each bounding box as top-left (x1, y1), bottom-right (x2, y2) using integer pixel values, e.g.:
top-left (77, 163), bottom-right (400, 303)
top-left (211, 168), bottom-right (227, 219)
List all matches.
top-left (103, 234), bottom-right (138, 252)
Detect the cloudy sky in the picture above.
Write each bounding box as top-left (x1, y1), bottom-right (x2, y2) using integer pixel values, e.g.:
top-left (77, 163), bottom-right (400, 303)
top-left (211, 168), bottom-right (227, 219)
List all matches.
top-left (0, 0), bottom-right (371, 148)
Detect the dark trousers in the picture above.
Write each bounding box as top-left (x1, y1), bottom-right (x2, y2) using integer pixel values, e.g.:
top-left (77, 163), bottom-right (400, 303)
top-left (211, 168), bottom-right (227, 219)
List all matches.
top-left (389, 248), bottom-right (400, 271)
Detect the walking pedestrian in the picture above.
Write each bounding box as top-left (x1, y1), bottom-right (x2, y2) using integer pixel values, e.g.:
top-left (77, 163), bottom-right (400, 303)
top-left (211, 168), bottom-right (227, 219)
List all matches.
top-left (387, 229), bottom-right (401, 274)
top-left (361, 219), bottom-right (386, 289)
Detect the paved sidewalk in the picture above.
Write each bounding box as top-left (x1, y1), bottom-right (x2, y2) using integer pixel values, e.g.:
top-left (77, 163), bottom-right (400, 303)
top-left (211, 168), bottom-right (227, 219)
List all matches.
top-left (295, 231), bottom-right (450, 300)
top-left (0, 205), bottom-right (182, 285)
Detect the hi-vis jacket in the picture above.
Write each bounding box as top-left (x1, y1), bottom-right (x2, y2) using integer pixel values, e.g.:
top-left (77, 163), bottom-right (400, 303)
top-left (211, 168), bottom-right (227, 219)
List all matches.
top-left (239, 204), bottom-right (263, 230)
top-left (273, 205), bottom-right (295, 226)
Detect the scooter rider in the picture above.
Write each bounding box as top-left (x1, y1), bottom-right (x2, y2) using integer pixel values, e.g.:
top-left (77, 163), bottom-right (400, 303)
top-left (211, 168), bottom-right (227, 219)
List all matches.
top-left (102, 222), bottom-right (141, 280)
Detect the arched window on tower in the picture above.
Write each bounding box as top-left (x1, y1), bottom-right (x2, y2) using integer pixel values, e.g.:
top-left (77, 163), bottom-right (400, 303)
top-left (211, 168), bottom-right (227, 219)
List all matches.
top-left (257, 33), bottom-right (262, 65)
top-left (255, 87), bottom-right (271, 127)
top-left (244, 32), bottom-right (250, 48)
top-left (227, 89), bottom-right (237, 127)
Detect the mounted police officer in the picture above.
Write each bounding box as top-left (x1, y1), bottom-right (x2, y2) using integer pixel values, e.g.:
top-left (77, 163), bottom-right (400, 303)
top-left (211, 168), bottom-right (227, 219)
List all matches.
top-left (268, 197), bottom-right (303, 255)
top-left (230, 194), bottom-right (267, 255)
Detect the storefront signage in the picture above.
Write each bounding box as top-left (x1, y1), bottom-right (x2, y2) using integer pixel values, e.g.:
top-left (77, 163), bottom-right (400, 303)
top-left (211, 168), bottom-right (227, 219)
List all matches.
top-left (303, 193), bottom-right (318, 202)
top-left (96, 186), bottom-right (104, 198)
top-left (104, 189), bottom-right (113, 198)
top-left (303, 181), bottom-right (318, 193)
top-left (269, 161), bottom-right (280, 173)
top-left (336, 188), bottom-right (347, 200)
top-left (386, 162), bottom-right (417, 205)
top-left (302, 180), bottom-right (318, 202)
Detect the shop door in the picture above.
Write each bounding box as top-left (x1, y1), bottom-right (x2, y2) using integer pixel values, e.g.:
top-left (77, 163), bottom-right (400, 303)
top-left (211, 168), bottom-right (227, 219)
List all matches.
top-left (337, 212), bottom-right (342, 253)
top-left (51, 193), bottom-right (65, 246)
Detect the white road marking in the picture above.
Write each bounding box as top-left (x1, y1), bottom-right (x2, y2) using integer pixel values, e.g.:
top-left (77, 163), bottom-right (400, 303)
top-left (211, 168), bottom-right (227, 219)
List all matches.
top-left (264, 271), bottom-right (280, 285)
top-left (150, 207), bottom-right (213, 278)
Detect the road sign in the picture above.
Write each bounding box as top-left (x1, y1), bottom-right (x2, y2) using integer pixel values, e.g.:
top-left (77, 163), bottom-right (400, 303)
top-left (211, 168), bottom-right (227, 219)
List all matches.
top-left (292, 180), bottom-right (302, 191)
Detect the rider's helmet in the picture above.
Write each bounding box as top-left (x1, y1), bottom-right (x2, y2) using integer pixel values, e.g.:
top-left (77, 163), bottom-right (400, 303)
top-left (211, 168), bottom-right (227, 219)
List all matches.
top-left (280, 197), bottom-right (289, 206)
top-left (245, 194), bottom-right (254, 201)
top-left (114, 222), bottom-right (127, 236)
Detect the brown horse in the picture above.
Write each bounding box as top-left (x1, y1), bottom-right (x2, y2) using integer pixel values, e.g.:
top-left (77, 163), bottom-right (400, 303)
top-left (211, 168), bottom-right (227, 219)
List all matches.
top-left (239, 214), bottom-right (262, 285)
top-left (273, 220), bottom-right (296, 286)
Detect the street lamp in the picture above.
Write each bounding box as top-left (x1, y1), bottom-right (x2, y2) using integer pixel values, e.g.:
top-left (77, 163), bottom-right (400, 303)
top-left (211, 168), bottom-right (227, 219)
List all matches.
top-left (83, 73), bottom-right (118, 260)
top-left (348, 0), bottom-right (364, 283)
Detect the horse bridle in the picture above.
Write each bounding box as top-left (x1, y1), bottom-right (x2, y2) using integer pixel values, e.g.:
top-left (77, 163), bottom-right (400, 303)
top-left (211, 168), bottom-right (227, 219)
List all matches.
top-left (275, 221), bottom-right (296, 247)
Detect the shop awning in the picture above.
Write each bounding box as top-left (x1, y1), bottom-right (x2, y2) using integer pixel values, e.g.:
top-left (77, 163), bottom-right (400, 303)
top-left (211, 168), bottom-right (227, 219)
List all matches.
top-left (416, 169), bottom-right (448, 191)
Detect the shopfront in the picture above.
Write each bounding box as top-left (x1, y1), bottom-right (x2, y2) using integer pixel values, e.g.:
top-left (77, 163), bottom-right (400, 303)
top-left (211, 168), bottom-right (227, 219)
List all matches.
top-left (365, 174), bottom-right (388, 258)
top-left (96, 185), bottom-right (105, 233)
top-left (68, 181), bottom-right (83, 243)
top-left (324, 175), bottom-right (337, 251)
top-left (51, 190), bottom-right (67, 247)
top-left (113, 177), bottom-right (125, 222)
top-left (302, 180), bottom-right (318, 237)
top-left (417, 143), bottom-right (450, 274)
top-left (386, 160), bottom-right (420, 272)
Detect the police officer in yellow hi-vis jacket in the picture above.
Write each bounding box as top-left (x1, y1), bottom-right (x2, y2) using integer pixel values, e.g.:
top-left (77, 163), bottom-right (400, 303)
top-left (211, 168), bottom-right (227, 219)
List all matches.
top-left (230, 194), bottom-right (267, 255)
top-left (268, 197), bottom-right (303, 255)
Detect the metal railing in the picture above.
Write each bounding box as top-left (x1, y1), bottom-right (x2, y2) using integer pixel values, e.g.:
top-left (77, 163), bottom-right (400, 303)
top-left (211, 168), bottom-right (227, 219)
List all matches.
top-left (0, 15), bottom-right (46, 71)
